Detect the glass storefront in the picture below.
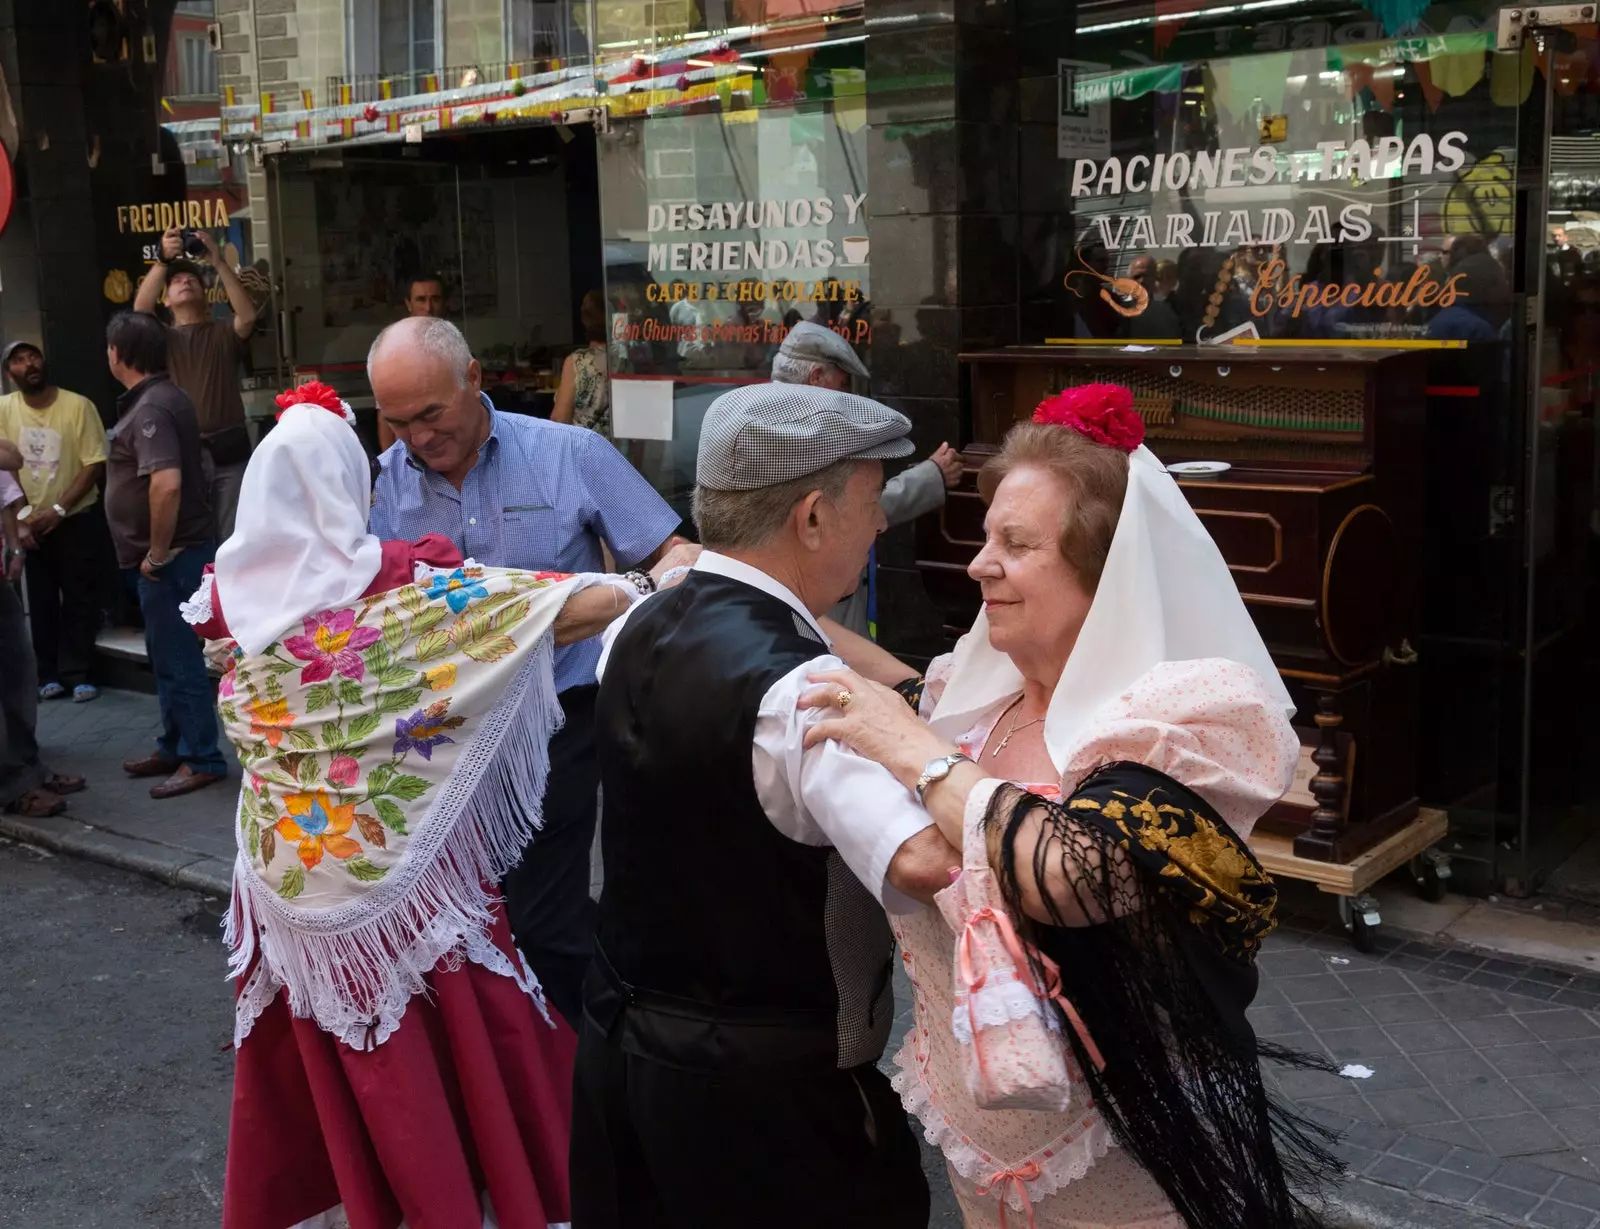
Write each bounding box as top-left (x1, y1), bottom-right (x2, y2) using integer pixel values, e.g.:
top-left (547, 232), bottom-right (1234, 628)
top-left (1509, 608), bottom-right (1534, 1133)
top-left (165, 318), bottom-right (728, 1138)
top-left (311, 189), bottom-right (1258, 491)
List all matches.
top-left (58, 0), bottom-right (1596, 896)
top-left (594, 6), bottom-right (869, 524)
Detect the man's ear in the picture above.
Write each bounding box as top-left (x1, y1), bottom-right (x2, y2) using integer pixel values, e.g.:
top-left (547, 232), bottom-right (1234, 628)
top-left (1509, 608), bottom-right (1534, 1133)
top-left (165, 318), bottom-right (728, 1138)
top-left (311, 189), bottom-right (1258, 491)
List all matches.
top-left (792, 488), bottom-right (827, 550)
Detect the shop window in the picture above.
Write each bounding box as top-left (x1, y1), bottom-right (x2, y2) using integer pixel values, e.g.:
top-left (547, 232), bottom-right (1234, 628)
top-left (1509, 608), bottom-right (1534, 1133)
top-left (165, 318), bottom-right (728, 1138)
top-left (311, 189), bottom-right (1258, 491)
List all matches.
top-left (596, 31), bottom-right (871, 524)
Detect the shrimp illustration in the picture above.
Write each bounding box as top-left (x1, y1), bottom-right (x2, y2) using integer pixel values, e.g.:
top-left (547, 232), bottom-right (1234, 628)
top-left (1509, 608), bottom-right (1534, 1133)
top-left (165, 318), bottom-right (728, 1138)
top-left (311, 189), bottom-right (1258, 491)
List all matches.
top-left (1063, 250), bottom-right (1150, 318)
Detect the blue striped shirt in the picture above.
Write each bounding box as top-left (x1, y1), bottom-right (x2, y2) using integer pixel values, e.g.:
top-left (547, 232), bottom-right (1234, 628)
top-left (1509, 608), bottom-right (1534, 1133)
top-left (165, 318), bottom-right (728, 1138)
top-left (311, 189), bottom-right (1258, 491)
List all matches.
top-left (369, 396), bottom-right (682, 691)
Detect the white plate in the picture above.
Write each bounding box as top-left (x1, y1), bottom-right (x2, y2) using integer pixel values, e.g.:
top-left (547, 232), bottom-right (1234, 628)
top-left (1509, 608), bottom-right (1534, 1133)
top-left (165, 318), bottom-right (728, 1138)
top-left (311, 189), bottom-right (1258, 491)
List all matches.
top-left (1166, 461), bottom-right (1232, 478)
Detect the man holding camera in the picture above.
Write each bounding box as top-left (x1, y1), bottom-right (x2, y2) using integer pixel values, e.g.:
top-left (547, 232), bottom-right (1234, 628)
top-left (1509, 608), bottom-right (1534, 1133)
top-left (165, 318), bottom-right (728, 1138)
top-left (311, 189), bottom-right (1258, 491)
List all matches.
top-left (134, 226), bottom-right (258, 542)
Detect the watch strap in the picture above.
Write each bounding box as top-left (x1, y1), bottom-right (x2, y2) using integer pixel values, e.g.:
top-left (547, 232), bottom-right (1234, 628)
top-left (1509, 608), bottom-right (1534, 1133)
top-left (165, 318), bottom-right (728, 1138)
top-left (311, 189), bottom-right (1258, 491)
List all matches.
top-left (914, 752), bottom-right (972, 807)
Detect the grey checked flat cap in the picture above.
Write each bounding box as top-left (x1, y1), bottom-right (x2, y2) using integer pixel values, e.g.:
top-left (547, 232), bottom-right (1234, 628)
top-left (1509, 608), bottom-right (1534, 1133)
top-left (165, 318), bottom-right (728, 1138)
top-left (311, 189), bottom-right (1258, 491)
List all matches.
top-left (778, 321), bottom-right (870, 380)
top-left (697, 383), bottom-right (914, 491)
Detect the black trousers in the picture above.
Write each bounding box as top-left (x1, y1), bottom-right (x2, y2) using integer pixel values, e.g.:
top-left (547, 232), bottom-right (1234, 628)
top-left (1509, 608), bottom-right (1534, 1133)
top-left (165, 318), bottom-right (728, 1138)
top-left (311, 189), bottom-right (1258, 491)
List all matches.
top-left (501, 682), bottom-right (599, 1028)
top-left (570, 959), bottom-right (929, 1229)
top-left (24, 507), bottom-right (108, 690)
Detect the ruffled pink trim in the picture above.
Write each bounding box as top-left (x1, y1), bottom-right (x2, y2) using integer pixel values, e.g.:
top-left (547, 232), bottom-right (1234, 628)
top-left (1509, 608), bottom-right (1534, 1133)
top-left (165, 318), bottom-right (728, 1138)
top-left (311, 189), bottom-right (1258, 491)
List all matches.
top-left (889, 1037), bottom-right (1115, 1212)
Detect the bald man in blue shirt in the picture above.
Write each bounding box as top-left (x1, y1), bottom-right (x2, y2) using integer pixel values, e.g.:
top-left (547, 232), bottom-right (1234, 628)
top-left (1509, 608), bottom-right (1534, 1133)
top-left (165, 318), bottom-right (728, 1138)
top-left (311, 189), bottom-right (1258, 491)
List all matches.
top-left (368, 316), bottom-right (684, 1024)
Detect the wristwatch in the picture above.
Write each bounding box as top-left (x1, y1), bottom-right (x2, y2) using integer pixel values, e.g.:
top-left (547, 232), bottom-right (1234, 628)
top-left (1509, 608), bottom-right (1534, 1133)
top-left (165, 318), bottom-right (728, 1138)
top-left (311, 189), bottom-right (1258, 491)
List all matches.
top-left (914, 752), bottom-right (972, 807)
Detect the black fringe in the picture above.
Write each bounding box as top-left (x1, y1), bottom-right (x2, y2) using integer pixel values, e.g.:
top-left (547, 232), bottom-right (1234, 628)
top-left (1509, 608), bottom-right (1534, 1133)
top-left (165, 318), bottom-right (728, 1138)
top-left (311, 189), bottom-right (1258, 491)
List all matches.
top-left (988, 763), bottom-right (1345, 1229)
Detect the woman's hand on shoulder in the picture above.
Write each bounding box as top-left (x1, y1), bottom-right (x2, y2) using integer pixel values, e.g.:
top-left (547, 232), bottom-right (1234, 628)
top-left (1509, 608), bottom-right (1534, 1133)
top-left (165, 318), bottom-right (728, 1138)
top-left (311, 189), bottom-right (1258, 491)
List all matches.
top-left (798, 668), bottom-right (953, 789)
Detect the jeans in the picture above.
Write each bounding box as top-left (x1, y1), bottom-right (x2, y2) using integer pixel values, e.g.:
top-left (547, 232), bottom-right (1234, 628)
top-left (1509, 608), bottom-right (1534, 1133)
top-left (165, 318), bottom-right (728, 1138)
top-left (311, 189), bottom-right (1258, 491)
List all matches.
top-left (133, 543), bottom-right (226, 776)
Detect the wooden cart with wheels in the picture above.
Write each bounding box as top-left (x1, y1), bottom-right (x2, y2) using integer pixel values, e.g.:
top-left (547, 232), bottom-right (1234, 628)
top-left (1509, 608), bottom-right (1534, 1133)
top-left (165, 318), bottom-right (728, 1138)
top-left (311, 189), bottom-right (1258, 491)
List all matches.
top-left (1249, 807), bottom-right (1450, 951)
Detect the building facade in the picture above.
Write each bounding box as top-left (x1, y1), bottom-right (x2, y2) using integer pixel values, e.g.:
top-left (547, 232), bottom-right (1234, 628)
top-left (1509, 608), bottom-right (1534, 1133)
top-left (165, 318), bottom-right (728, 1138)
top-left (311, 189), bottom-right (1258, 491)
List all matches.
top-left (2, 0), bottom-right (1599, 900)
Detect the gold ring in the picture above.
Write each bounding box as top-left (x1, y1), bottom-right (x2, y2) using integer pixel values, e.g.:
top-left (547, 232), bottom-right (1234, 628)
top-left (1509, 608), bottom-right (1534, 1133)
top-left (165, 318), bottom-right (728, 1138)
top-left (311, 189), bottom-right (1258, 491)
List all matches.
top-left (837, 689), bottom-right (853, 710)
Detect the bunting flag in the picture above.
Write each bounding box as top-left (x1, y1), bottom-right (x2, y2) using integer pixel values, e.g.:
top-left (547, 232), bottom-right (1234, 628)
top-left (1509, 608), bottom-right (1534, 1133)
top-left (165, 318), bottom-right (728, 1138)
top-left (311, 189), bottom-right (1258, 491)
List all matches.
top-left (223, 85), bottom-right (236, 107)
top-left (338, 82), bottom-right (352, 106)
top-left (301, 88), bottom-right (314, 111)
top-left (422, 73), bottom-right (439, 93)
top-left (379, 79), bottom-right (393, 100)
top-left (1358, 0), bottom-right (1433, 36)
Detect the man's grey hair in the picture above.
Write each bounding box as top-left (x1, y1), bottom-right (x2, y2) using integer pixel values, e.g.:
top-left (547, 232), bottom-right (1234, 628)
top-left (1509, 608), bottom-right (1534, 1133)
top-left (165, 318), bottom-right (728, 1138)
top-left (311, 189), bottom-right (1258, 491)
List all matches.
top-left (367, 316), bottom-right (473, 387)
top-left (693, 459), bottom-right (858, 551)
top-left (770, 351), bottom-right (831, 385)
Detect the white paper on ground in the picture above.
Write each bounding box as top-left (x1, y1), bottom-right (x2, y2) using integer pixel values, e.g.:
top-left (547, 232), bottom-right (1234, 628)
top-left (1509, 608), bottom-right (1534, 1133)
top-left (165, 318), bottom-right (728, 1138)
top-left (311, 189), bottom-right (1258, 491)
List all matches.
top-left (612, 378), bottom-right (674, 441)
top-left (1340, 1064), bottom-right (1375, 1079)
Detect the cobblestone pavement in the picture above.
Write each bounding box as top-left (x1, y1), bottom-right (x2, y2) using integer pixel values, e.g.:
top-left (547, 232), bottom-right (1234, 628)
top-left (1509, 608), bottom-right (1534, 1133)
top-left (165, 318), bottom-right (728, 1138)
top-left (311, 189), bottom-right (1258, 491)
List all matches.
top-left (1254, 922), bottom-right (1600, 1228)
top-left (28, 688), bottom-right (1600, 1226)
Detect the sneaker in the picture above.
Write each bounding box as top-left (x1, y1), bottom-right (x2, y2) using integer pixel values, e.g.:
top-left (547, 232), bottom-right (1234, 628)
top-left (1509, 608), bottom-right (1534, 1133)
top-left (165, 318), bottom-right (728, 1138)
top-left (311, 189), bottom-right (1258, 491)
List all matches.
top-left (38, 682), bottom-right (66, 701)
top-left (72, 685), bottom-right (99, 703)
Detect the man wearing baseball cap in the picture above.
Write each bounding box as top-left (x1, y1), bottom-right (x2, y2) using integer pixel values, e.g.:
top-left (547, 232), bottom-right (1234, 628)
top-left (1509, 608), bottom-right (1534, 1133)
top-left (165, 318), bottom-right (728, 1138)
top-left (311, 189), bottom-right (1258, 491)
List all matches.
top-left (572, 383), bottom-right (959, 1227)
top-left (774, 321), bottom-right (963, 635)
top-left (0, 339), bottom-right (112, 703)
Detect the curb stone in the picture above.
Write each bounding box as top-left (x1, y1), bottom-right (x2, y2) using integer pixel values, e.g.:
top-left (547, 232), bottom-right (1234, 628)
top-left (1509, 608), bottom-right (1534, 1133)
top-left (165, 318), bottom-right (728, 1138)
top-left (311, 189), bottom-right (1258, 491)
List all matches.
top-left (1323, 1177), bottom-right (1524, 1228)
top-left (0, 811), bottom-right (230, 896)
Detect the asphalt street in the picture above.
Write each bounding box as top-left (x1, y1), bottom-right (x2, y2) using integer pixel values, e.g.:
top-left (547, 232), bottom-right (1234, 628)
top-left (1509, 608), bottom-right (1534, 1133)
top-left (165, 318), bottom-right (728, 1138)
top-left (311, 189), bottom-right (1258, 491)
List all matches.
top-left (0, 837), bottom-right (233, 1229)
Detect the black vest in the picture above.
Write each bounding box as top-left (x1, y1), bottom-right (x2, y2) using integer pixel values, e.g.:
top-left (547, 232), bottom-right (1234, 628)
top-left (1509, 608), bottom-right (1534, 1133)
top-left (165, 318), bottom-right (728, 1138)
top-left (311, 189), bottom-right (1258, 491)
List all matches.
top-left (594, 571), bottom-right (895, 1070)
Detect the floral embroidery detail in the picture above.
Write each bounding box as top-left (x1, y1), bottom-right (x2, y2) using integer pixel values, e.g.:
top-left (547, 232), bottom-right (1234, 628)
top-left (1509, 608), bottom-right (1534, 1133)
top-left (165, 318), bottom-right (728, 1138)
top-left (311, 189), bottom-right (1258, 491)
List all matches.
top-left (276, 790), bottom-right (364, 869)
top-left (422, 663), bottom-right (457, 691)
top-left (283, 608), bottom-right (383, 683)
top-left (421, 568), bottom-right (490, 613)
top-left (327, 755), bottom-right (360, 788)
top-left (393, 699), bottom-right (466, 760)
top-left (246, 696), bottom-right (295, 748)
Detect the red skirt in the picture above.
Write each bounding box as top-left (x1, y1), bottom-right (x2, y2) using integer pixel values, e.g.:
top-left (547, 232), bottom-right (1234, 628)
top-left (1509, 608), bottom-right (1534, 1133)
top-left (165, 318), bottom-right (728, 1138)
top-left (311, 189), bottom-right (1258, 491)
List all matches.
top-left (222, 907), bottom-right (575, 1229)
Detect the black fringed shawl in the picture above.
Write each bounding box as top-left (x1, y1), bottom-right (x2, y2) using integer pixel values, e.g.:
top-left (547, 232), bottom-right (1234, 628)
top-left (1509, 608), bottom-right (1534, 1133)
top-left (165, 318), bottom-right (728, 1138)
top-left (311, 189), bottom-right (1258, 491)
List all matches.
top-left (987, 761), bottom-right (1343, 1229)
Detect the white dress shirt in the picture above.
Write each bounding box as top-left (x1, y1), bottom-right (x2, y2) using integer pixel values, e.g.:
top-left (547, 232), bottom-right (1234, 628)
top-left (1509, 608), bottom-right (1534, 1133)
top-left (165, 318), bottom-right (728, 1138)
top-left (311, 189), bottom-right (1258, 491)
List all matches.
top-left (597, 550), bottom-right (933, 913)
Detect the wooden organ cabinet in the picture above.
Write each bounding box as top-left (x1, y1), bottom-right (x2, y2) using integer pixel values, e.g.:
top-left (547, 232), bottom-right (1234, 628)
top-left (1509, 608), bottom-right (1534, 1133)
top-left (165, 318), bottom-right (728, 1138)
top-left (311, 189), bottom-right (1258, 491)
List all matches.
top-left (927, 346), bottom-right (1427, 865)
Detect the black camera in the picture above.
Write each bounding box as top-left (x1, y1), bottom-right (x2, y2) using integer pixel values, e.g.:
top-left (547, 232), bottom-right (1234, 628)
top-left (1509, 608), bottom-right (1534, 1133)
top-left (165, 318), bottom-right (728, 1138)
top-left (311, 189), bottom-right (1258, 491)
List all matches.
top-left (180, 228), bottom-right (208, 259)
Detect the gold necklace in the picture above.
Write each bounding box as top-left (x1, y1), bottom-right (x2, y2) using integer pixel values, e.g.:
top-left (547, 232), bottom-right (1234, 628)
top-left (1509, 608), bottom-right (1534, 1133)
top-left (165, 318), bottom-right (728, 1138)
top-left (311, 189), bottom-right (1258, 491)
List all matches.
top-left (989, 697), bottom-right (1046, 759)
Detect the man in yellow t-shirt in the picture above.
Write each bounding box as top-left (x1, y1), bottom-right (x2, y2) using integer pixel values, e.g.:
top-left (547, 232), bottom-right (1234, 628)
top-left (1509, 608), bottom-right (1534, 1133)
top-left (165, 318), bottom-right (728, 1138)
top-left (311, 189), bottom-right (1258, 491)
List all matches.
top-left (0, 341), bottom-right (113, 703)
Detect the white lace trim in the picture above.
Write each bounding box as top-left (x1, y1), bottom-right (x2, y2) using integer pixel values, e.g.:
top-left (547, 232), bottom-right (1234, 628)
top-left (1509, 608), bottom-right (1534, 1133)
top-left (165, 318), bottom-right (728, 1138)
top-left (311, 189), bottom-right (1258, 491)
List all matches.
top-left (891, 1040), bottom-right (1116, 1212)
top-left (180, 572), bottom-right (215, 626)
top-left (950, 978), bottom-right (1062, 1046)
top-left (227, 633), bottom-right (564, 1049)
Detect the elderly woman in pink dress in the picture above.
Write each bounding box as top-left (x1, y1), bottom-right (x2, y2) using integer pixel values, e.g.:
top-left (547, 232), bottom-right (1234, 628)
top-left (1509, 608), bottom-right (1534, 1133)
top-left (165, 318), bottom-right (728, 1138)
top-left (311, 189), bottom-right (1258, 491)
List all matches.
top-left (804, 386), bottom-right (1341, 1229)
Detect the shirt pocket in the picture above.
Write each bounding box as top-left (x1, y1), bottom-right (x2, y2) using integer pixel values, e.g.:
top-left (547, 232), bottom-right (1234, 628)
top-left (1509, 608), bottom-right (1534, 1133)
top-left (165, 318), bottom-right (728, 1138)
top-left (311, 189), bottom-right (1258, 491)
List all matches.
top-left (499, 504), bottom-right (561, 564)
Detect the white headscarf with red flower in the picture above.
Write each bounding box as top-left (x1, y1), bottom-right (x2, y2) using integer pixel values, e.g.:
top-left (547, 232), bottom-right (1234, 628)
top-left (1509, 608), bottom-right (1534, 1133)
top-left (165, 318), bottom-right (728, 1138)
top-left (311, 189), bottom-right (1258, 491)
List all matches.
top-left (214, 394), bottom-right (384, 655)
top-left (930, 383), bottom-right (1294, 779)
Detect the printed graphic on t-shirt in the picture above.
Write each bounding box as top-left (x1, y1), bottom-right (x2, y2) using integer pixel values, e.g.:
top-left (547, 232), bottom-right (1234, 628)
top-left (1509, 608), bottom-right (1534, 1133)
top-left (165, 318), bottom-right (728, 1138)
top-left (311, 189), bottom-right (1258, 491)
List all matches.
top-left (19, 424), bottom-right (61, 487)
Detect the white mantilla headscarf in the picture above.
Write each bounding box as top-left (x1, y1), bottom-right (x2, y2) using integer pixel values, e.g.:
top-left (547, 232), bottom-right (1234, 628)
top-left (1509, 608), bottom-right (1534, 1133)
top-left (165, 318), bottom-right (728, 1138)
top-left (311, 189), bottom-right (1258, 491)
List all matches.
top-left (929, 438), bottom-right (1295, 782)
top-left (212, 398), bottom-right (383, 656)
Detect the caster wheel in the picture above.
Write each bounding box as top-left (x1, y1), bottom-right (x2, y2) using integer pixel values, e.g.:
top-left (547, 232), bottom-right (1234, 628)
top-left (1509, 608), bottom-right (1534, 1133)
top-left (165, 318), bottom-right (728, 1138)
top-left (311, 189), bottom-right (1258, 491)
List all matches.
top-left (1338, 893), bottom-right (1382, 953)
top-left (1410, 849), bottom-right (1452, 903)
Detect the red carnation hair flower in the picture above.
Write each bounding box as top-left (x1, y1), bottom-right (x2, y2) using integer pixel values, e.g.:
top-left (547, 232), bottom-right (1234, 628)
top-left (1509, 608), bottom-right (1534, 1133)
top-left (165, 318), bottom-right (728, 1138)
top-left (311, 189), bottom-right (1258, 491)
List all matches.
top-left (275, 380), bottom-right (353, 424)
top-left (1032, 383), bottom-right (1144, 453)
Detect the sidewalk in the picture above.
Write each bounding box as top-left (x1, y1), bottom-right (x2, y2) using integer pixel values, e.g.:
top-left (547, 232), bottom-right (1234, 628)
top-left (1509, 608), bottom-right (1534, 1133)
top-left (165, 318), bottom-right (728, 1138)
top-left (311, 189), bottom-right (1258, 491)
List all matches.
top-left (11, 688), bottom-right (1600, 1228)
top-left (2, 687), bottom-right (236, 895)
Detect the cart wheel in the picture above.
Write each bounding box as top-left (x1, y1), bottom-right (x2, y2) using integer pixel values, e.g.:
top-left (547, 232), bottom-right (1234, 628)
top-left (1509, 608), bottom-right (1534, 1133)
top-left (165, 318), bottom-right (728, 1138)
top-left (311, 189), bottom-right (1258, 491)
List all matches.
top-left (1338, 894), bottom-right (1382, 953)
top-left (1410, 849), bottom-right (1452, 903)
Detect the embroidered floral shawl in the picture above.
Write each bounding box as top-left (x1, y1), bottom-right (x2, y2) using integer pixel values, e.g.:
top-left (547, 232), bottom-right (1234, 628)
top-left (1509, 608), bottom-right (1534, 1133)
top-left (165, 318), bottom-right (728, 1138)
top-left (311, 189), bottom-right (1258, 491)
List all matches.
top-left (217, 563), bottom-right (581, 1049)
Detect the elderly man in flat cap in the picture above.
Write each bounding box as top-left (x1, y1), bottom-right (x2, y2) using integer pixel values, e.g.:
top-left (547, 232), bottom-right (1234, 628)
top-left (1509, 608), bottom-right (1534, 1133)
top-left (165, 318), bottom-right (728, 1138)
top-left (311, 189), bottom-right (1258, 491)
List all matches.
top-left (572, 382), bottom-right (960, 1228)
top-left (773, 321), bottom-right (962, 634)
